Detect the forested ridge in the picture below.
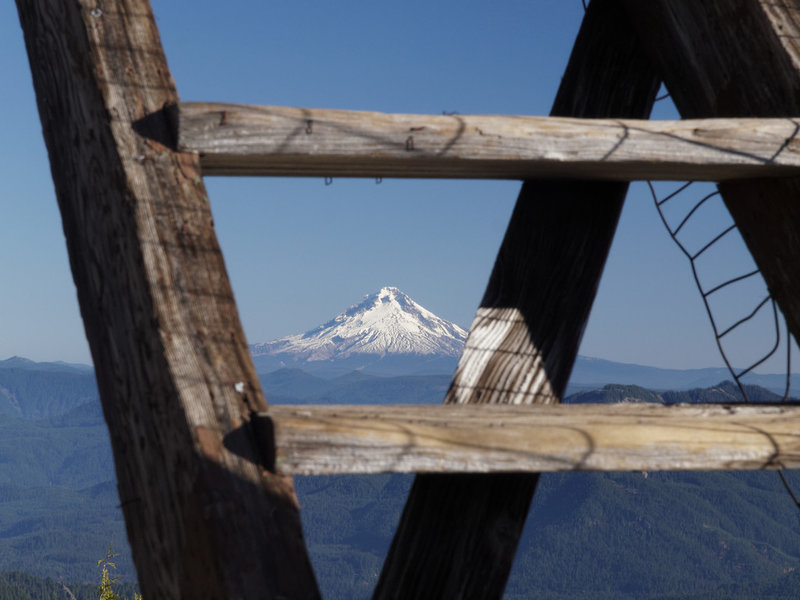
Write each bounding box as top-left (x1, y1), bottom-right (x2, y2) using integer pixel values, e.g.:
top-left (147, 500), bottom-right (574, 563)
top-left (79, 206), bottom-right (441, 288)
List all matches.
top-left (0, 570), bottom-right (139, 600)
top-left (3, 359), bottom-right (800, 598)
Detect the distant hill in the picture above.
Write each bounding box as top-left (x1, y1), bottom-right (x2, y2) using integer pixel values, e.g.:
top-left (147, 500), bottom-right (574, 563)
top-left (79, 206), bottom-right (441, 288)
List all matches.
top-left (567, 380), bottom-right (789, 405)
top-left (504, 469), bottom-right (800, 600)
top-left (0, 357), bottom-right (98, 419)
top-left (4, 355), bottom-right (800, 596)
top-left (568, 355), bottom-right (800, 397)
top-left (259, 368), bottom-right (451, 405)
top-left (0, 359), bottom-right (131, 583)
top-left (0, 356), bottom-right (93, 373)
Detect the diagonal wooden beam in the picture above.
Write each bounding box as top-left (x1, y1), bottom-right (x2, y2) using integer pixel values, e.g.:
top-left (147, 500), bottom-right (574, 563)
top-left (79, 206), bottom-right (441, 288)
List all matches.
top-left (621, 0), bottom-right (800, 348)
top-left (15, 1), bottom-right (320, 598)
top-left (373, 1), bottom-right (660, 598)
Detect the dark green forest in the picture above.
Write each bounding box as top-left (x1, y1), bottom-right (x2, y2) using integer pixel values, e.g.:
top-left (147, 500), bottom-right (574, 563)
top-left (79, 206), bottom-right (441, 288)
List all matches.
top-left (0, 570), bottom-right (139, 600)
top-left (294, 469), bottom-right (800, 599)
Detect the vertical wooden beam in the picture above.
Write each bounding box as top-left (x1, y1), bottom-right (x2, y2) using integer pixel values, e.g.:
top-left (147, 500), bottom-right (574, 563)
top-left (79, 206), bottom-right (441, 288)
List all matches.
top-left (15, 1), bottom-right (320, 598)
top-left (621, 0), bottom-right (800, 348)
top-left (373, 1), bottom-right (659, 598)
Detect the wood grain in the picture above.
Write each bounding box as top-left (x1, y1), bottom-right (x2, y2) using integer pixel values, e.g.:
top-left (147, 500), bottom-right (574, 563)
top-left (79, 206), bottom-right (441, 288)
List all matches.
top-left (267, 402), bottom-right (800, 474)
top-left (374, 1), bottom-right (660, 598)
top-left (180, 103), bottom-right (800, 181)
top-left (15, 1), bottom-right (320, 598)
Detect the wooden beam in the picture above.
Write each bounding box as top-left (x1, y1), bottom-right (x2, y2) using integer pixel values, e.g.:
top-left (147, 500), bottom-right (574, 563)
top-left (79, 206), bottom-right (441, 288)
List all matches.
top-left (180, 103), bottom-right (800, 181)
top-left (622, 0), bottom-right (800, 355)
top-left (266, 403), bottom-right (800, 475)
top-left (373, 1), bottom-right (660, 598)
top-left (15, 1), bottom-right (320, 598)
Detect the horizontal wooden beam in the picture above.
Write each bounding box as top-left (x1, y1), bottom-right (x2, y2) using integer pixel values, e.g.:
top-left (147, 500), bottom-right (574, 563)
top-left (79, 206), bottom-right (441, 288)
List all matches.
top-left (263, 403), bottom-right (800, 474)
top-left (178, 102), bottom-right (800, 181)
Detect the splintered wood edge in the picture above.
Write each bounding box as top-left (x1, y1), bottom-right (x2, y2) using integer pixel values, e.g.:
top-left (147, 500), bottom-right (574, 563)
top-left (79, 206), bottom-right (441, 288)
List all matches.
top-left (263, 403), bottom-right (800, 474)
top-left (178, 102), bottom-right (800, 181)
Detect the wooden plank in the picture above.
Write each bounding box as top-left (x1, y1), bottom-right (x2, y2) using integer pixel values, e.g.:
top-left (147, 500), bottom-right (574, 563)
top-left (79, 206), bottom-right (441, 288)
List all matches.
top-left (373, 1), bottom-right (661, 598)
top-left (180, 103), bottom-right (800, 181)
top-left (266, 403), bottom-right (800, 475)
top-left (622, 0), bottom-right (800, 354)
top-left (14, 1), bottom-right (320, 599)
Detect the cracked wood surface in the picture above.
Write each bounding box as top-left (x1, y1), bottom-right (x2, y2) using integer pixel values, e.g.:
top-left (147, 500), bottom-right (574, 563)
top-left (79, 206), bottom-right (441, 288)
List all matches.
top-left (180, 103), bottom-right (800, 181)
top-left (266, 403), bottom-right (800, 475)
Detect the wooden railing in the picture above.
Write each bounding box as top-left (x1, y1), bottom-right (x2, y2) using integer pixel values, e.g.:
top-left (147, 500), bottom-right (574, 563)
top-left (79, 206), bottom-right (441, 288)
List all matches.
top-left (180, 103), bottom-right (800, 181)
top-left (264, 402), bottom-right (800, 475)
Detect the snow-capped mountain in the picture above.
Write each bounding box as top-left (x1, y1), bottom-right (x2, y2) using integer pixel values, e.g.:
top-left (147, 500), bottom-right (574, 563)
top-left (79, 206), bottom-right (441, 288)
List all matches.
top-left (249, 287), bottom-right (467, 376)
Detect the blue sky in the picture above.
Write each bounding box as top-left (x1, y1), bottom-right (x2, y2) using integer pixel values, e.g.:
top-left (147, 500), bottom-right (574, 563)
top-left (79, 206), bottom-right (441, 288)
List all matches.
top-left (1, 1), bottom-right (792, 373)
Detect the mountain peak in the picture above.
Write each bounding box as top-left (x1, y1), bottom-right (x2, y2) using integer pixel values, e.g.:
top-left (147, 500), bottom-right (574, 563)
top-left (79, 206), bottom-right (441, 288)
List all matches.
top-left (250, 287), bottom-right (467, 363)
top-left (378, 285), bottom-right (401, 295)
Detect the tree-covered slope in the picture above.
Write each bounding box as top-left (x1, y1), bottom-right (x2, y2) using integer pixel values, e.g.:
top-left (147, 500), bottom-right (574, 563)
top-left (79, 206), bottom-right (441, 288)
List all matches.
top-left (0, 411), bottom-right (133, 582)
top-left (3, 359), bottom-right (800, 598)
top-left (0, 366), bottom-right (98, 419)
top-left (506, 470), bottom-right (800, 599)
top-left (0, 569), bottom-right (138, 600)
top-left (294, 468), bottom-right (800, 600)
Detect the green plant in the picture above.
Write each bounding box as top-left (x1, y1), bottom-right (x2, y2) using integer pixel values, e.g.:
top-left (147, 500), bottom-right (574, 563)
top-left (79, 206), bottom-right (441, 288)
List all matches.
top-left (98, 545), bottom-right (140, 600)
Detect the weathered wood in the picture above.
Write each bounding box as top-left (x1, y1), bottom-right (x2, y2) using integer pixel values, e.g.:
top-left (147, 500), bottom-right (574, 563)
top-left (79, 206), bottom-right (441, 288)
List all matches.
top-left (445, 185), bottom-right (629, 408)
top-left (622, 0), bottom-right (800, 354)
top-left (180, 103), bottom-right (800, 181)
top-left (374, 1), bottom-right (660, 598)
top-left (266, 403), bottom-right (800, 474)
top-left (15, 1), bottom-right (320, 598)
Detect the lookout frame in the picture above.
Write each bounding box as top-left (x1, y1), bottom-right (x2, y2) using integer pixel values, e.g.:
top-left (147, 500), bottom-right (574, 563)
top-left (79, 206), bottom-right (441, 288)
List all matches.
top-left (14, 0), bottom-right (800, 598)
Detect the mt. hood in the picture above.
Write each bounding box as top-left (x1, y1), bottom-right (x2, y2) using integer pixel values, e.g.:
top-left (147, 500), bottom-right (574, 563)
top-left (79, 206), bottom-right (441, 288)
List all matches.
top-left (249, 287), bottom-right (467, 376)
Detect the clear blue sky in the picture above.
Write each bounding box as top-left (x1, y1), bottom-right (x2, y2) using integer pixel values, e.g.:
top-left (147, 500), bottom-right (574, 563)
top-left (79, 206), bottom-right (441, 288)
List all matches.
top-left (1, 1), bottom-right (793, 373)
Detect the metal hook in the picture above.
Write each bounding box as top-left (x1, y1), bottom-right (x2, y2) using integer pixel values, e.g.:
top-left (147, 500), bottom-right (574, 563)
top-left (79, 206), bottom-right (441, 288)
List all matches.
top-left (376, 177), bottom-right (382, 184)
top-left (324, 177), bottom-right (333, 186)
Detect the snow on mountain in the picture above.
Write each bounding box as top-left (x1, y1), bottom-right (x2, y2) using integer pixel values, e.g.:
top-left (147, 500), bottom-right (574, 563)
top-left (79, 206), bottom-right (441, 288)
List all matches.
top-left (250, 287), bottom-right (467, 362)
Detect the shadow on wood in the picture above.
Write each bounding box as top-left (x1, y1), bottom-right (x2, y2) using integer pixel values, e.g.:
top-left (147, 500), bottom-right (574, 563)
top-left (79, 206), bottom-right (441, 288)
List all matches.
top-left (373, 1), bottom-right (660, 598)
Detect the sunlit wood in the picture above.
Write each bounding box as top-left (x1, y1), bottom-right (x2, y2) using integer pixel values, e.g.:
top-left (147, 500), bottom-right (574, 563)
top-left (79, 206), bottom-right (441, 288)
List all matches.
top-left (268, 402), bottom-right (800, 474)
top-left (180, 102), bottom-right (800, 181)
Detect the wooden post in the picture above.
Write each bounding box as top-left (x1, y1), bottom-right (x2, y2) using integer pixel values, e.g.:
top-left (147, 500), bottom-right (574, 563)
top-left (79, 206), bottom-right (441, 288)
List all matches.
top-left (621, 0), bottom-right (800, 350)
top-left (373, 1), bottom-right (660, 598)
top-left (15, 1), bottom-right (320, 598)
